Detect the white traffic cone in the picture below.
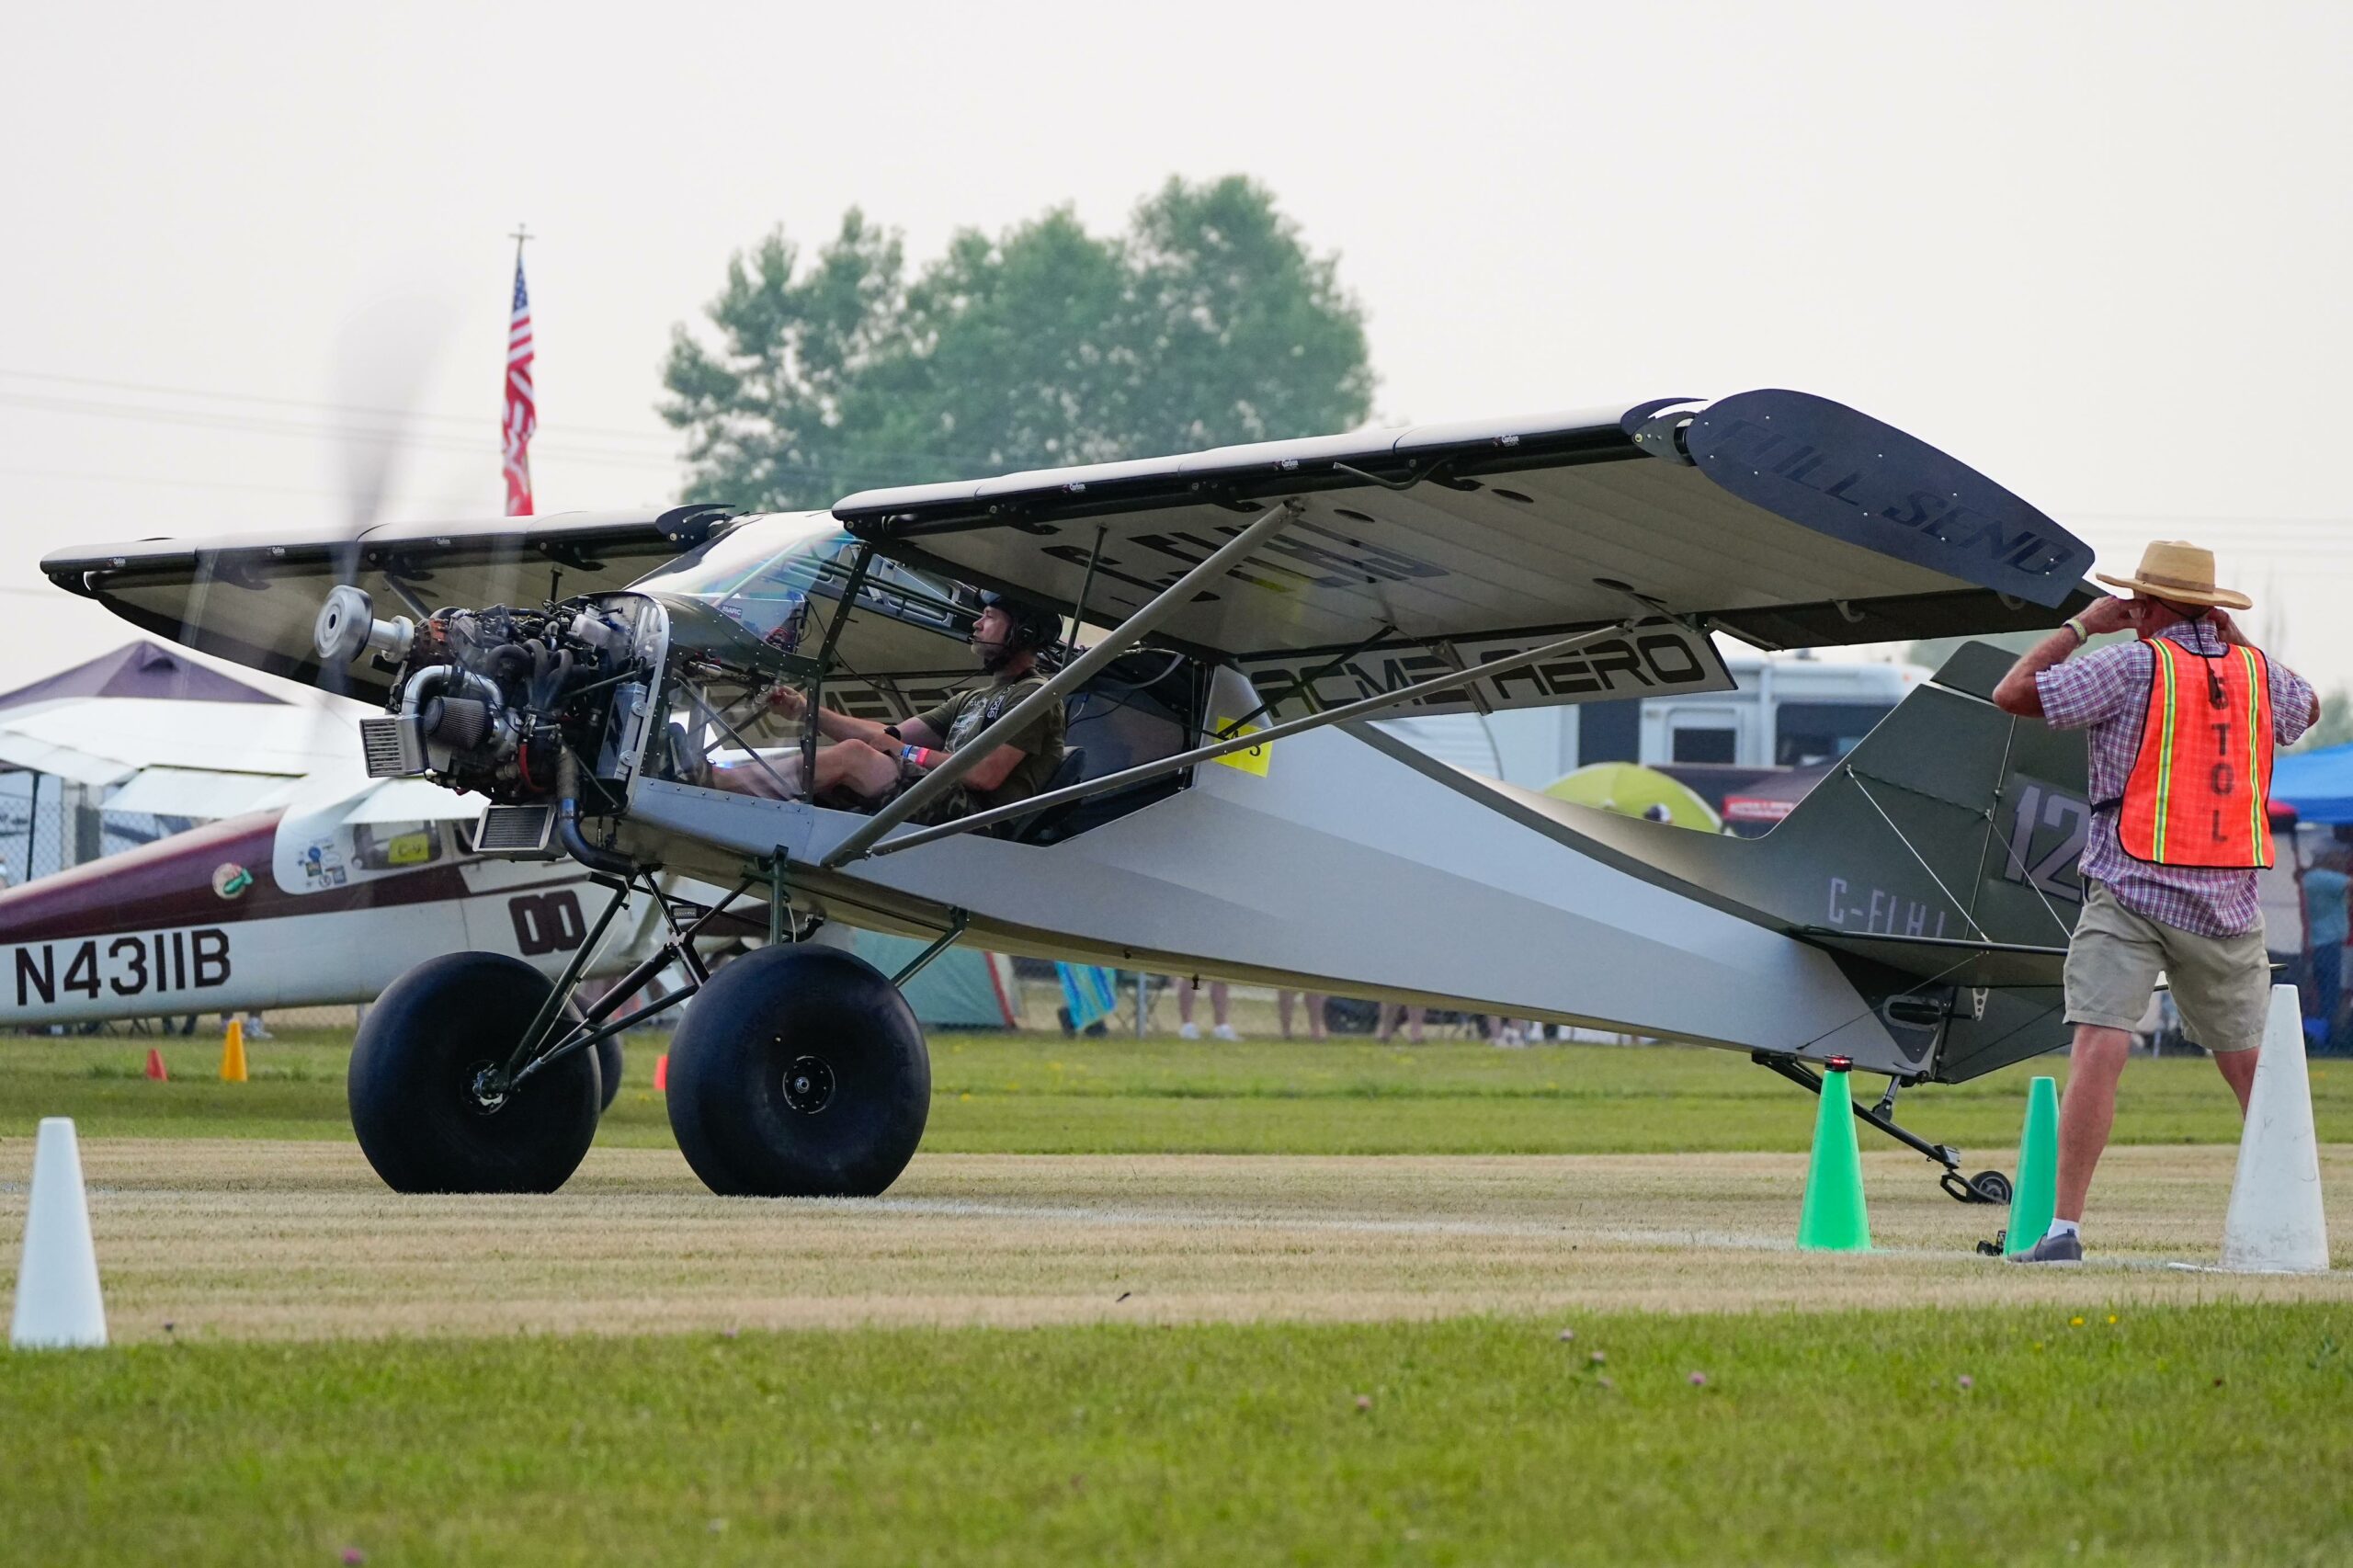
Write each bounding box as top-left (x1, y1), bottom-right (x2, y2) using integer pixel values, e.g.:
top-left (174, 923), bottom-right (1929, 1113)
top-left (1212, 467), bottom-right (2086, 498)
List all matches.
top-left (2217, 985), bottom-right (2331, 1274)
top-left (10, 1118), bottom-right (107, 1348)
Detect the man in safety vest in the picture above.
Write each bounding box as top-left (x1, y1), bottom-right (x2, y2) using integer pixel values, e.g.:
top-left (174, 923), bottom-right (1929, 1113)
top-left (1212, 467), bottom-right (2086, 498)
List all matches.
top-left (1992, 540), bottom-right (2317, 1263)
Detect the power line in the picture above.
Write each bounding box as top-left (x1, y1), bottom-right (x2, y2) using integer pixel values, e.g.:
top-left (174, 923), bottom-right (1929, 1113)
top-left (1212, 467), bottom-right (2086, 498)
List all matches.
top-left (0, 366), bottom-right (678, 448)
top-left (0, 365), bottom-right (1033, 476)
top-left (0, 464), bottom-right (493, 508)
top-left (0, 392), bottom-right (682, 472)
top-left (0, 391), bottom-right (1012, 485)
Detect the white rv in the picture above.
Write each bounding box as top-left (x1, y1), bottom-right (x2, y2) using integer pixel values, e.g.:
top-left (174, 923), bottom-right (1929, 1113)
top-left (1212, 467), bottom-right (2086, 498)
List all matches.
top-left (1378, 651), bottom-right (1929, 790)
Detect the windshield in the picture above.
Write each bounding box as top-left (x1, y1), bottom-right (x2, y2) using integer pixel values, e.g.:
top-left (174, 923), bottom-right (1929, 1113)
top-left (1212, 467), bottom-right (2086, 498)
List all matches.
top-left (628, 511), bottom-right (968, 650)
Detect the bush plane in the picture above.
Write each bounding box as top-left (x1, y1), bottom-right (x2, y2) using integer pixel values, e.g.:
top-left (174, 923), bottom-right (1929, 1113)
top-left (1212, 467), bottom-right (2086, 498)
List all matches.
top-left (43, 389), bottom-right (2100, 1203)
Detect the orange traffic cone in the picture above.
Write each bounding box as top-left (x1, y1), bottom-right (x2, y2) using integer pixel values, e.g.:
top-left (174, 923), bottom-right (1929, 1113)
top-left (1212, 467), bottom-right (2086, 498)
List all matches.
top-left (653, 1052), bottom-right (669, 1093)
top-left (219, 1017), bottom-right (247, 1084)
top-left (142, 1048), bottom-right (167, 1082)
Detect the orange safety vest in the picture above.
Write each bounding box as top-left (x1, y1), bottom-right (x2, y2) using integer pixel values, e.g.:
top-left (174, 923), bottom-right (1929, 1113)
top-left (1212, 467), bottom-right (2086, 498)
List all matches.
top-left (2115, 636), bottom-right (2276, 869)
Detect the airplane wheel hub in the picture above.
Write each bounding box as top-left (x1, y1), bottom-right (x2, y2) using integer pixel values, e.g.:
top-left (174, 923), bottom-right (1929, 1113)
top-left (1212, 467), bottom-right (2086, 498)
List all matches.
top-left (781, 1054), bottom-right (835, 1115)
top-left (466, 1062), bottom-right (510, 1116)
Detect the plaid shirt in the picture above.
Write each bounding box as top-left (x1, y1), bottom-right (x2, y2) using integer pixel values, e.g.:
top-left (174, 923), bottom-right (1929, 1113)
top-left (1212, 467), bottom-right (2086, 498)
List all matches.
top-left (2037, 619), bottom-right (2315, 937)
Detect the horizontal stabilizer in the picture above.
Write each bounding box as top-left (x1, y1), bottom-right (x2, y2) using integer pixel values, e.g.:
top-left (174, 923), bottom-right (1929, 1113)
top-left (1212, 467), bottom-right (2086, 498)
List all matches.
top-left (1791, 927), bottom-right (2067, 990)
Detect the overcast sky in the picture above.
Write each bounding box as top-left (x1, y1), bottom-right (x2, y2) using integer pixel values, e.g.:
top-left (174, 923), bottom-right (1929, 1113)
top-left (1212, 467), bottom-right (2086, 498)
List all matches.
top-left (5, 1), bottom-right (2347, 701)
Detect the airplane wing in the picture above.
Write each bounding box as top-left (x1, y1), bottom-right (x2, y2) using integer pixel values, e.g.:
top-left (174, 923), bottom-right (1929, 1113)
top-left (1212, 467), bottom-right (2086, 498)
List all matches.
top-left (41, 506), bottom-right (733, 706)
top-left (835, 390), bottom-right (2095, 719)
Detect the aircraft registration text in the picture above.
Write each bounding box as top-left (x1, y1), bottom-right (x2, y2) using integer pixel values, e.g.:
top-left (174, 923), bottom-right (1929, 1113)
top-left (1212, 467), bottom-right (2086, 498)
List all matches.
top-left (14, 928), bottom-right (232, 1006)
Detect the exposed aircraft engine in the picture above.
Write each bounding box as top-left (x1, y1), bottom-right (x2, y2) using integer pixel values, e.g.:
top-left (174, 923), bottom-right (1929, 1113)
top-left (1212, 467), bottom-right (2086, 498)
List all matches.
top-left (332, 591), bottom-right (670, 833)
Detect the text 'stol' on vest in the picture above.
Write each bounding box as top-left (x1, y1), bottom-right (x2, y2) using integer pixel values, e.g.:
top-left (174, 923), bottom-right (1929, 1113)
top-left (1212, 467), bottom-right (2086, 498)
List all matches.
top-left (2115, 638), bottom-right (2276, 869)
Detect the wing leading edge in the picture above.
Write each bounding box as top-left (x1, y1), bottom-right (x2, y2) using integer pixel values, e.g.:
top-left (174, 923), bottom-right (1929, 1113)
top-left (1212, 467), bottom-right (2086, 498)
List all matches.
top-left (43, 506), bottom-right (733, 704)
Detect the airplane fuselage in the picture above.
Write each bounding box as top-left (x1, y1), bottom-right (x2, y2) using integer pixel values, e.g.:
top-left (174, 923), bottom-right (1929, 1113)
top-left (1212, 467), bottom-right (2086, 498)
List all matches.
top-left (0, 810), bottom-right (629, 1028)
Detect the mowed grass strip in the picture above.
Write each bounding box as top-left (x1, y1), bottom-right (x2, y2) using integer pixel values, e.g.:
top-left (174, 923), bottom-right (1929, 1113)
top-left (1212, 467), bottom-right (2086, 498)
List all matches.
top-left (0, 1304), bottom-right (2346, 1566)
top-left (11, 1029), bottom-right (2352, 1155)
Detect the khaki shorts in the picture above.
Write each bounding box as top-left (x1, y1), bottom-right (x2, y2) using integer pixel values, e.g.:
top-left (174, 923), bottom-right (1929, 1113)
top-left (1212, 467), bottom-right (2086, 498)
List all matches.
top-left (2063, 881), bottom-right (2269, 1051)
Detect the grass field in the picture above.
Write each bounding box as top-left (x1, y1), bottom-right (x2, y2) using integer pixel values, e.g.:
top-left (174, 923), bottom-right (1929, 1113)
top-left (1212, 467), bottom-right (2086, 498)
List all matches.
top-left (2, 1305), bottom-right (2347, 1565)
top-left (5, 1027), bottom-right (2351, 1562)
top-left (15, 1027), bottom-right (2353, 1154)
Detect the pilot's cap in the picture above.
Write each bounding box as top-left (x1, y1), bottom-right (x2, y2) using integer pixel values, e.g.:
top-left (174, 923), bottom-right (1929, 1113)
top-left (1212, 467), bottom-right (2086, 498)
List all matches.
top-left (975, 591), bottom-right (1058, 651)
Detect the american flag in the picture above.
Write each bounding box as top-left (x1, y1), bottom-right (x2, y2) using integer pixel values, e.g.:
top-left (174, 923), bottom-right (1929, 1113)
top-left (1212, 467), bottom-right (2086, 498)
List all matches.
top-left (502, 252), bottom-right (536, 516)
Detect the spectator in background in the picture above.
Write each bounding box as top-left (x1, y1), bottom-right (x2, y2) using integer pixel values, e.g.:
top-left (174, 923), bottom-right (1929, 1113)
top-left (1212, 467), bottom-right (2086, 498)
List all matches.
top-left (2258, 825), bottom-right (2311, 1009)
top-left (1378, 1004), bottom-right (1426, 1045)
top-left (1278, 992), bottom-right (1326, 1041)
top-left (1176, 978), bottom-right (1237, 1041)
top-left (2303, 849), bottom-right (2349, 1054)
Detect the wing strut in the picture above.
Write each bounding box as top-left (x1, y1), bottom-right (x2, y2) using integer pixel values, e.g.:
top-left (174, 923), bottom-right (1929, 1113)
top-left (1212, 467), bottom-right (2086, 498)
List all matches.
top-left (820, 499), bottom-right (1304, 868)
top-left (852, 616), bottom-right (1643, 862)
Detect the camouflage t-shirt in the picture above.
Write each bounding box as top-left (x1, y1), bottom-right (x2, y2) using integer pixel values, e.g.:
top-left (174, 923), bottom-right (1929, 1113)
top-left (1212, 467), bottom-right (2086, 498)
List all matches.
top-left (913, 675), bottom-right (1066, 815)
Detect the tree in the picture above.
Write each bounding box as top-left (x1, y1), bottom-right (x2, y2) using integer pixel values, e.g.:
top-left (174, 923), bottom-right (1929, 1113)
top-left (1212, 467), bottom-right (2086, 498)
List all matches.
top-left (660, 177), bottom-right (1373, 510)
top-left (2295, 687), bottom-right (2353, 753)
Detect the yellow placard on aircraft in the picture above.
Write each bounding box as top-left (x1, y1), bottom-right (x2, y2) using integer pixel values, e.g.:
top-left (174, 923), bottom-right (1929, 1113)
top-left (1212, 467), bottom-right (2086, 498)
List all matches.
top-left (383, 832), bottom-right (436, 866)
top-left (1211, 719), bottom-right (1271, 777)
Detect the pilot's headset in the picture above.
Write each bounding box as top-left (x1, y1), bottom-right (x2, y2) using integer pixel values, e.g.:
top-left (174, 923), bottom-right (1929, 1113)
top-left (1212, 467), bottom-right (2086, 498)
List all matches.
top-left (974, 591), bottom-right (1060, 663)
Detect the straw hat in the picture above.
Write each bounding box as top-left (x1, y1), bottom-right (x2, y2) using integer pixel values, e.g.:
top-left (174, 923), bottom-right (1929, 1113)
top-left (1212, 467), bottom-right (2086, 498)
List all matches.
top-left (2093, 540), bottom-right (2251, 610)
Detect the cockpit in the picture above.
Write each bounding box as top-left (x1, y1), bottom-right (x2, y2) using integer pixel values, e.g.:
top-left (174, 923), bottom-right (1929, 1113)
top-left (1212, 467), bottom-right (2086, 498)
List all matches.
top-left (629, 511), bottom-right (969, 654)
top-left (622, 512), bottom-right (1203, 845)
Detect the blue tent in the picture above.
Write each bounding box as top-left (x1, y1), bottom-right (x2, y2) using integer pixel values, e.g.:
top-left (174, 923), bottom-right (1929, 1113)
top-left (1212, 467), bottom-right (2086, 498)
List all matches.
top-left (2274, 741), bottom-right (2353, 824)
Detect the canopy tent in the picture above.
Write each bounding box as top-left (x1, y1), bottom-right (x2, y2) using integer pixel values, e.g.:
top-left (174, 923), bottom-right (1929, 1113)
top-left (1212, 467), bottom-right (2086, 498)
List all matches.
top-left (0, 640), bottom-right (282, 710)
top-left (847, 932), bottom-right (1021, 1028)
top-left (1543, 762), bottom-right (1722, 832)
top-left (0, 698), bottom-right (361, 801)
top-left (2273, 741), bottom-right (2353, 826)
top-left (0, 664), bottom-right (364, 878)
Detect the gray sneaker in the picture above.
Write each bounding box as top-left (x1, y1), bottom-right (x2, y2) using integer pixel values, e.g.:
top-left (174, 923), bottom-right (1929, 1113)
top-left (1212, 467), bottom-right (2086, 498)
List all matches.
top-left (2006, 1230), bottom-right (2085, 1265)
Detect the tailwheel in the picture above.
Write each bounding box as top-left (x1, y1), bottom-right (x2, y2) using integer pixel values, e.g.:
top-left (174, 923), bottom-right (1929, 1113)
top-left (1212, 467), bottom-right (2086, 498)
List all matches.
top-left (665, 945), bottom-right (929, 1197)
top-left (347, 952), bottom-right (602, 1193)
top-left (1941, 1167), bottom-right (2013, 1206)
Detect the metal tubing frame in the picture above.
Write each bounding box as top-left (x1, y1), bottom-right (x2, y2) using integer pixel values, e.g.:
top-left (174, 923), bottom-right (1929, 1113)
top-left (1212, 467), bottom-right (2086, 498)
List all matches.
top-left (1065, 526), bottom-right (1106, 649)
top-left (1751, 1053), bottom-right (1961, 1172)
top-left (858, 618), bottom-right (1640, 860)
top-left (514, 980), bottom-right (703, 1086)
top-left (821, 499), bottom-right (1304, 868)
top-left (508, 878), bottom-right (758, 1085)
top-left (683, 682), bottom-right (795, 799)
top-left (801, 542), bottom-right (877, 801)
top-left (892, 909), bottom-right (971, 987)
top-left (501, 875), bottom-right (637, 1080)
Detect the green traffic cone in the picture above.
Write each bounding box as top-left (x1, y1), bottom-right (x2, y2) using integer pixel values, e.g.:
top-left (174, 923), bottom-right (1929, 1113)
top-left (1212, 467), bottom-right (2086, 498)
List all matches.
top-left (2004, 1074), bottom-right (2060, 1256)
top-left (1797, 1058), bottom-right (1870, 1251)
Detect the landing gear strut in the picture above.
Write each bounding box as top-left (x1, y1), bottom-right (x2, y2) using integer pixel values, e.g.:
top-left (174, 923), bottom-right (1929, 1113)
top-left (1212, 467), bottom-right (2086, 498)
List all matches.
top-left (1752, 1053), bottom-right (2011, 1205)
top-left (348, 869), bottom-right (742, 1193)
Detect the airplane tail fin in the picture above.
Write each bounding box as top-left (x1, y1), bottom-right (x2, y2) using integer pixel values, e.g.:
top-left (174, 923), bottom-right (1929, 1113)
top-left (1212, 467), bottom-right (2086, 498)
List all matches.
top-left (1747, 641), bottom-right (2089, 1080)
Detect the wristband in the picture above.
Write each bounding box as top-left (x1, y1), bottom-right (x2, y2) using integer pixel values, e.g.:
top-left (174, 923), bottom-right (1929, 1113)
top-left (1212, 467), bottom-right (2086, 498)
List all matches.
top-left (900, 744), bottom-right (937, 769)
top-left (2063, 616), bottom-right (2088, 644)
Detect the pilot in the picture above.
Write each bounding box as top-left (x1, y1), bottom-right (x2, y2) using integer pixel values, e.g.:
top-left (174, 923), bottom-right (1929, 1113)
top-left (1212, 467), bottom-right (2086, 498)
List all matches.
top-left (708, 591), bottom-right (1068, 826)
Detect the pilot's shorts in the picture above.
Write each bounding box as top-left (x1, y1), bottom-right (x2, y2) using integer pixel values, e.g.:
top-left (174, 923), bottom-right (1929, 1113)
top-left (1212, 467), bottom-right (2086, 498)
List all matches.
top-left (2063, 881), bottom-right (2269, 1052)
